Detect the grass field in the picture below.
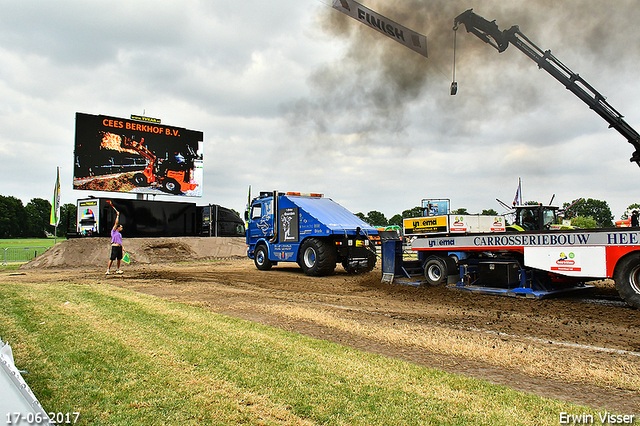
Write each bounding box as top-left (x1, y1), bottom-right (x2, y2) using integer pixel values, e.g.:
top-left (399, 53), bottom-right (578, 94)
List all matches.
top-left (0, 278), bottom-right (599, 425)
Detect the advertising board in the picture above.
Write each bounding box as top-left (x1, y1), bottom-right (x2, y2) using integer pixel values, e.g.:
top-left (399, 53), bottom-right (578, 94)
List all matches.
top-left (73, 112), bottom-right (204, 197)
top-left (404, 214), bottom-right (506, 236)
top-left (421, 199), bottom-right (449, 216)
top-left (77, 199), bottom-right (99, 236)
top-left (404, 215), bottom-right (449, 235)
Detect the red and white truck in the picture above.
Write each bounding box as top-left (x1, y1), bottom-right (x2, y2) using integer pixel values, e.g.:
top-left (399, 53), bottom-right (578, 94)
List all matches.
top-left (381, 203), bottom-right (640, 309)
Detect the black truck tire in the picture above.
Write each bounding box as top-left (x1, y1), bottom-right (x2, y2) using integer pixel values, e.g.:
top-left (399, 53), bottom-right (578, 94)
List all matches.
top-left (423, 255), bottom-right (456, 286)
top-left (163, 178), bottom-right (181, 194)
top-left (299, 238), bottom-right (336, 276)
top-left (254, 245), bottom-right (273, 271)
top-left (614, 252), bottom-right (640, 309)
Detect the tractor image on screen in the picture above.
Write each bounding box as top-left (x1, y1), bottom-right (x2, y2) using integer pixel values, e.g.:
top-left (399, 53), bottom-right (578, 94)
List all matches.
top-left (124, 136), bottom-right (198, 195)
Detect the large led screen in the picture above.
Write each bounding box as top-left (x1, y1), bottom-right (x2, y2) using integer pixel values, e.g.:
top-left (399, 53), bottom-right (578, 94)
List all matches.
top-left (73, 112), bottom-right (204, 197)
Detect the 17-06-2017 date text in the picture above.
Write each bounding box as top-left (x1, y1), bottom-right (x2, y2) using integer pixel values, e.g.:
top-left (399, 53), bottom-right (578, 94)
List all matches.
top-left (5, 412), bottom-right (80, 424)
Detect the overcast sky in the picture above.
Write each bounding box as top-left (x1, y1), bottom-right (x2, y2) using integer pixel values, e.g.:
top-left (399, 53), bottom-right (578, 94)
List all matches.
top-left (1, 0), bottom-right (639, 221)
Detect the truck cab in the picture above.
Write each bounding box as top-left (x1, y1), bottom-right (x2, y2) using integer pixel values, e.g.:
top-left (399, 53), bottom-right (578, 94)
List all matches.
top-left (246, 191), bottom-right (378, 276)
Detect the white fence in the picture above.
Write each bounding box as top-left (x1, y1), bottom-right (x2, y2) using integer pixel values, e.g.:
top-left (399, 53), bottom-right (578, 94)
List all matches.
top-left (2, 247), bottom-right (48, 265)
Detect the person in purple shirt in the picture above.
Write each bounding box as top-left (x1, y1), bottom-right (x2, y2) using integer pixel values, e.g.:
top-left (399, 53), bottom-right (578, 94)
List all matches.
top-left (106, 208), bottom-right (125, 275)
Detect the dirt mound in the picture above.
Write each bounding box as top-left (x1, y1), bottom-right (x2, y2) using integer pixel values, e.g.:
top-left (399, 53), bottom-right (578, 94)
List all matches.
top-left (21, 237), bottom-right (246, 269)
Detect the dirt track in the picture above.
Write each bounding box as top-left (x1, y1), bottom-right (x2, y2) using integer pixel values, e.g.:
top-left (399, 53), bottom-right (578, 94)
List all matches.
top-left (10, 238), bottom-right (640, 415)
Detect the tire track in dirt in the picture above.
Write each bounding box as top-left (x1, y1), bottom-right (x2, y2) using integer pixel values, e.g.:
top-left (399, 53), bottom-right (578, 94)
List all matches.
top-left (100, 260), bottom-right (640, 414)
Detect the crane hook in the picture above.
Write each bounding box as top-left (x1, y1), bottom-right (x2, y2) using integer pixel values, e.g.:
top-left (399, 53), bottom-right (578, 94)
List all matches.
top-left (451, 25), bottom-right (458, 95)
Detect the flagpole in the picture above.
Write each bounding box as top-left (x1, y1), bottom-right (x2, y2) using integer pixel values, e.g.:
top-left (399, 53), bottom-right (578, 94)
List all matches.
top-left (55, 166), bottom-right (58, 244)
top-left (513, 177), bottom-right (522, 207)
top-left (519, 177), bottom-right (522, 205)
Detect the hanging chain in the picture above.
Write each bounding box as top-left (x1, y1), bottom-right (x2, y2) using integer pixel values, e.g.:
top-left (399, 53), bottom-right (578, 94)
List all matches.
top-left (451, 26), bottom-right (458, 95)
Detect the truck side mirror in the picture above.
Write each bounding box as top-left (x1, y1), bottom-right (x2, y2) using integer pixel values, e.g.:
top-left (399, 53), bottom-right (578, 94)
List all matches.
top-left (244, 210), bottom-right (249, 221)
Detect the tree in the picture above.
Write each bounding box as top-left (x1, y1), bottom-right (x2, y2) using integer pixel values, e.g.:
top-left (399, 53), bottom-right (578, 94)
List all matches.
top-left (388, 214), bottom-right (403, 227)
top-left (563, 198), bottom-right (614, 228)
top-left (571, 216), bottom-right (598, 229)
top-left (0, 195), bottom-right (27, 238)
top-left (402, 207), bottom-right (423, 218)
top-left (25, 198), bottom-right (52, 238)
top-left (365, 211), bottom-right (388, 226)
top-left (481, 209), bottom-right (499, 216)
top-left (59, 203), bottom-right (78, 237)
top-left (451, 208), bottom-right (469, 215)
top-left (621, 203), bottom-right (640, 220)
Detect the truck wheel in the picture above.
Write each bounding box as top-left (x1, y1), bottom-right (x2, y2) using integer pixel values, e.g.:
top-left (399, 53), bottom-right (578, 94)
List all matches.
top-left (299, 238), bottom-right (336, 276)
top-left (254, 245), bottom-right (272, 271)
top-left (614, 252), bottom-right (640, 309)
top-left (423, 256), bottom-right (452, 286)
top-left (132, 173), bottom-right (148, 186)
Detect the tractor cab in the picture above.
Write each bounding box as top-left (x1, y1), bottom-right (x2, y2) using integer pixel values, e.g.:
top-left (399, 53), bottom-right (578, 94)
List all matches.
top-left (511, 204), bottom-right (558, 231)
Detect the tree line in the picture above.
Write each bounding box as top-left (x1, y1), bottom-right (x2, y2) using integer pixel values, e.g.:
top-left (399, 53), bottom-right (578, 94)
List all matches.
top-left (0, 193), bottom-right (632, 239)
top-left (0, 195), bottom-right (77, 238)
top-left (356, 198), bottom-right (627, 229)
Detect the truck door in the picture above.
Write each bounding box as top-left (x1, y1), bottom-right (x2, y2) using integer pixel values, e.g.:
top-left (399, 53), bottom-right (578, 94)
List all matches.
top-left (247, 199), bottom-right (274, 243)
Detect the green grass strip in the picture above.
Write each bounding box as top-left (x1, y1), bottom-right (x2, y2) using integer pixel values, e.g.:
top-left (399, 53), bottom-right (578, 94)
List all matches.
top-left (0, 280), bottom-right (598, 425)
top-left (0, 238), bottom-right (64, 249)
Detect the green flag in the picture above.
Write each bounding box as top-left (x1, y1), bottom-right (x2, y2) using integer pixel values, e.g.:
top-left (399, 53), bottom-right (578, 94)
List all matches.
top-left (50, 167), bottom-right (60, 226)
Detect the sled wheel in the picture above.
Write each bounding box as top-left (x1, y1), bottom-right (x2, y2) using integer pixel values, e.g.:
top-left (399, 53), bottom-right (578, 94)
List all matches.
top-left (423, 256), bottom-right (452, 286)
top-left (614, 252), bottom-right (640, 309)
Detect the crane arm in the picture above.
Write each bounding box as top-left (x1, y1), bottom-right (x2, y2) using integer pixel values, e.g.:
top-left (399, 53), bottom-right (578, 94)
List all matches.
top-left (453, 9), bottom-right (510, 53)
top-left (453, 9), bottom-right (640, 166)
top-left (121, 137), bottom-right (156, 163)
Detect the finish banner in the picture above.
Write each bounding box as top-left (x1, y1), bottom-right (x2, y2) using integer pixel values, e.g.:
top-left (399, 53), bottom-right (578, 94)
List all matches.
top-left (332, 0), bottom-right (428, 57)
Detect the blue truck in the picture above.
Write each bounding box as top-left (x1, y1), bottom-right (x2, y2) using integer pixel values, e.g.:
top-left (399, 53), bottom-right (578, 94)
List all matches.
top-left (245, 191), bottom-right (378, 276)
